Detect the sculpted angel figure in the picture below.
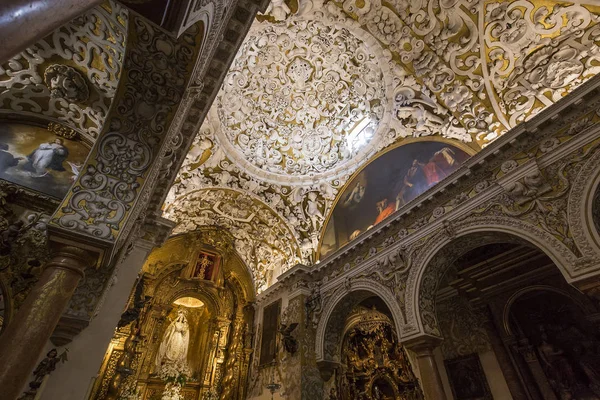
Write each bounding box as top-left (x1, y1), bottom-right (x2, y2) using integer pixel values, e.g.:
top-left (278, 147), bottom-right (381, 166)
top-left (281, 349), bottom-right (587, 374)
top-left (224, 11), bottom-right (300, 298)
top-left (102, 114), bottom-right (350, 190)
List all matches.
top-left (156, 310), bottom-right (190, 371)
top-left (265, 0), bottom-right (291, 22)
top-left (305, 192), bottom-right (325, 232)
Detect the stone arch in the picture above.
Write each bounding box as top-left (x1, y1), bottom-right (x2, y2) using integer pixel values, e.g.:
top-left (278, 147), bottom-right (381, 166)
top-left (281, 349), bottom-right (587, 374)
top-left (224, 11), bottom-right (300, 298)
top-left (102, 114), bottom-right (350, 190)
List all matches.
top-left (568, 144), bottom-right (600, 261)
top-left (502, 285), bottom-right (595, 337)
top-left (164, 188), bottom-right (302, 292)
top-left (404, 215), bottom-right (579, 338)
top-left (316, 278), bottom-right (405, 367)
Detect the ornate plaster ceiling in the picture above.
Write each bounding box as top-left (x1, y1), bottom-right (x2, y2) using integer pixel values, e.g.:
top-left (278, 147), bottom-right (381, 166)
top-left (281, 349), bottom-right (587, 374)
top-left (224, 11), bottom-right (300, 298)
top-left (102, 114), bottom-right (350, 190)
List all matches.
top-left (215, 17), bottom-right (389, 183)
top-left (164, 188), bottom-right (301, 293)
top-left (0, 1), bottom-right (128, 143)
top-left (167, 0), bottom-right (600, 291)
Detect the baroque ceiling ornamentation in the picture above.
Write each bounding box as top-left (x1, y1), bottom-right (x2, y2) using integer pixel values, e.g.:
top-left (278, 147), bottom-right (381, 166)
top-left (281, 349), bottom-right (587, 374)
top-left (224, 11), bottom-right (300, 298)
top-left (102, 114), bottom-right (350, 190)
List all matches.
top-left (216, 18), bottom-right (388, 181)
top-left (332, 0), bottom-right (600, 142)
top-left (164, 188), bottom-right (302, 293)
top-left (167, 0), bottom-right (600, 290)
top-left (0, 1), bottom-right (128, 143)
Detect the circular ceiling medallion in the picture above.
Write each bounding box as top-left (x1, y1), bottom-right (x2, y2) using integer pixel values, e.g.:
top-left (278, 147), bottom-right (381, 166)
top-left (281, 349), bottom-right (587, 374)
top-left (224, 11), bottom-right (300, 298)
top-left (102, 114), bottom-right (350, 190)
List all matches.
top-left (215, 18), bottom-right (389, 183)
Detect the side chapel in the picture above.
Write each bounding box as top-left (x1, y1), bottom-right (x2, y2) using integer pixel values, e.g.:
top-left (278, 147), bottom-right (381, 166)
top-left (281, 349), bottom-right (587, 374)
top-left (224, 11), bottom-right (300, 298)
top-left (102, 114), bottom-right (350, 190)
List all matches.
top-left (2, 1), bottom-right (600, 400)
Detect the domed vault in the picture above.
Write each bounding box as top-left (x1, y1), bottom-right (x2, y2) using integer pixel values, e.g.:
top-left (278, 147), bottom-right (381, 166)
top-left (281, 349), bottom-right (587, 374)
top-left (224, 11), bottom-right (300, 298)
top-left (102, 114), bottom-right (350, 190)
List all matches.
top-left (166, 0), bottom-right (600, 292)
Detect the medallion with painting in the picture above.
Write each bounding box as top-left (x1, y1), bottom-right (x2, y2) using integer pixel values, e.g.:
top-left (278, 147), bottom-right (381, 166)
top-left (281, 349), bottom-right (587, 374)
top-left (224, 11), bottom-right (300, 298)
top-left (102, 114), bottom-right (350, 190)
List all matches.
top-left (0, 123), bottom-right (89, 199)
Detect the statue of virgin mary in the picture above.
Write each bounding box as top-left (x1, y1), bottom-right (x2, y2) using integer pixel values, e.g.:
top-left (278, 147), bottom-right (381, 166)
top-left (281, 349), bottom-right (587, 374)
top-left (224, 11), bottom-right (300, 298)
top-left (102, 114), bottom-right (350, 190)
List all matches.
top-left (156, 309), bottom-right (190, 371)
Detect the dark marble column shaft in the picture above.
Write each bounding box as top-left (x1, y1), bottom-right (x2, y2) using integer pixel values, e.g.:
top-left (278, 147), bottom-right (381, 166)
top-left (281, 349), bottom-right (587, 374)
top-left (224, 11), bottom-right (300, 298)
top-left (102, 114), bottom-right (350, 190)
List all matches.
top-left (0, 245), bottom-right (94, 400)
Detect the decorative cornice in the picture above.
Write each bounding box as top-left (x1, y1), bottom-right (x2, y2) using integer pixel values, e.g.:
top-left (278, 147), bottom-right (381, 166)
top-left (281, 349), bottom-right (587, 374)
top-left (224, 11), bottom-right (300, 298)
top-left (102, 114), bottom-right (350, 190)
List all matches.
top-left (254, 72), bottom-right (600, 305)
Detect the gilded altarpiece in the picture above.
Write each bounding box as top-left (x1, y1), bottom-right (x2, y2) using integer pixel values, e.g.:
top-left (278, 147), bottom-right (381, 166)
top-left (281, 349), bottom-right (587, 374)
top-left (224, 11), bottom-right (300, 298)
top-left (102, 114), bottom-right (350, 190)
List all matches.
top-left (338, 307), bottom-right (422, 400)
top-left (92, 230), bottom-right (255, 400)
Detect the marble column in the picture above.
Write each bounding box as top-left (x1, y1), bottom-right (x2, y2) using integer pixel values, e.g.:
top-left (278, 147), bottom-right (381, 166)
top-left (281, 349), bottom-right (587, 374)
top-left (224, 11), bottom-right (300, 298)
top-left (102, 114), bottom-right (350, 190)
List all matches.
top-left (0, 0), bottom-right (103, 63)
top-left (0, 244), bottom-right (95, 400)
top-left (516, 342), bottom-right (558, 400)
top-left (40, 239), bottom-right (154, 400)
top-left (404, 336), bottom-right (447, 400)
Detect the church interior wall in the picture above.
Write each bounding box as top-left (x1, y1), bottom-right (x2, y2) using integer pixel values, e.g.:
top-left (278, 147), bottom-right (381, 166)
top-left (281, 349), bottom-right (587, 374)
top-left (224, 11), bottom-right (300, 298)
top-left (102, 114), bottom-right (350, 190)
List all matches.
top-left (5, 1), bottom-right (600, 399)
top-left (246, 288), bottom-right (291, 399)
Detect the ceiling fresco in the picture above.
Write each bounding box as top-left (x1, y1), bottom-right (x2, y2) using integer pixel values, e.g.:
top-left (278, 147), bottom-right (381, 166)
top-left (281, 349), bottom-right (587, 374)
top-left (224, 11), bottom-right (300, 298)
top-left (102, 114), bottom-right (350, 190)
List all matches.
top-left (166, 0), bottom-right (600, 290)
top-left (0, 1), bottom-right (128, 143)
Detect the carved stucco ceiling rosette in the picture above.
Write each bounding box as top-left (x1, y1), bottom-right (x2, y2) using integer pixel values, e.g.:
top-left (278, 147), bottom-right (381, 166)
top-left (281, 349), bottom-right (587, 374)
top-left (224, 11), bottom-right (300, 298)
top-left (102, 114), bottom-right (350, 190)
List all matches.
top-left (164, 188), bottom-right (302, 293)
top-left (0, 1), bottom-right (128, 143)
top-left (214, 16), bottom-right (393, 185)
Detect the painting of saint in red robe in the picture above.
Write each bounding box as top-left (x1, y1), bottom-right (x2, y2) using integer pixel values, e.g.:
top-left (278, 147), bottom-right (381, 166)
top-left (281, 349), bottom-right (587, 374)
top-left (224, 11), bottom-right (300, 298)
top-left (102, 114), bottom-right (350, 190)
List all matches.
top-left (320, 141), bottom-right (470, 258)
top-left (373, 198), bottom-right (396, 226)
top-left (396, 147), bottom-right (462, 209)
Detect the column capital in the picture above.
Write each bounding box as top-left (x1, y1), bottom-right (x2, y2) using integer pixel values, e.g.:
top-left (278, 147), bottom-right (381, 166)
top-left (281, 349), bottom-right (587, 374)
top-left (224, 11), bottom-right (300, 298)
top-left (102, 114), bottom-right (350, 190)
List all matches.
top-left (402, 334), bottom-right (443, 354)
top-left (46, 244), bottom-right (97, 277)
top-left (47, 226), bottom-right (106, 268)
top-left (316, 360), bottom-right (339, 381)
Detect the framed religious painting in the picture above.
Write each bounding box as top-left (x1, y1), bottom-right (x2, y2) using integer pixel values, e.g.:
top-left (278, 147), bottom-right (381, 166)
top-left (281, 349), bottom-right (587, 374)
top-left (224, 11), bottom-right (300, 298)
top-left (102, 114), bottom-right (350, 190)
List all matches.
top-left (184, 250), bottom-right (220, 282)
top-left (0, 122), bottom-right (90, 199)
top-left (444, 354), bottom-right (492, 400)
top-left (319, 140), bottom-right (472, 258)
top-left (259, 299), bottom-right (281, 366)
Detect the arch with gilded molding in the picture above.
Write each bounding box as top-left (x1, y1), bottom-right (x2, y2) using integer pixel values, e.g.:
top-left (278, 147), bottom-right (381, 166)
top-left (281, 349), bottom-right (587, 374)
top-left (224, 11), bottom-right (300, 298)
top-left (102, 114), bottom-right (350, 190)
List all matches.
top-left (315, 278), bottom-right (405, 368)
top-left (404, 214), bottom-right (580, 339)
top-left (568, 144), bottom-right (600, 264)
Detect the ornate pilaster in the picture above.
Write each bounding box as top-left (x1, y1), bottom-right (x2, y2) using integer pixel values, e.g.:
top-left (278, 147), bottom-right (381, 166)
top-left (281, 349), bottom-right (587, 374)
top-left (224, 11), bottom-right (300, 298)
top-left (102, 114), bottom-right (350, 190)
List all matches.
top-left (212, 318), bottom-right (231, 394)
top-left (403, 336), bottom-right (447, 400)
top-left (279, 290), bottom-right (324, 400)
top-left (480, 307), bottom-right (528, 400)
top-left (515, 341), bottom-right (557, 400)
top-left (220, 316), bottom-right (245, 400)
top-left (0, 244), bottom-right (96, 400)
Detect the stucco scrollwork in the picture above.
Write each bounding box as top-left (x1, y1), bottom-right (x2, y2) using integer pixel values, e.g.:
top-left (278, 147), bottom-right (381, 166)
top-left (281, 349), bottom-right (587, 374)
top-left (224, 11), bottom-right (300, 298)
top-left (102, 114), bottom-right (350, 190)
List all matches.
top-left (486, 1), bottom-right (600, 128)
top-left (217, 17), bottom-right (387, 179)
top-left (404, 214), bottom-right (580, 337)
top-left (0, 1), bottom-right (128, 142)
top-left (44, 64), bottom-right (90, 102)
top-left (51, 16), bottom-right (200, 241)
top-left (165, 188), bottom-right (301, 292)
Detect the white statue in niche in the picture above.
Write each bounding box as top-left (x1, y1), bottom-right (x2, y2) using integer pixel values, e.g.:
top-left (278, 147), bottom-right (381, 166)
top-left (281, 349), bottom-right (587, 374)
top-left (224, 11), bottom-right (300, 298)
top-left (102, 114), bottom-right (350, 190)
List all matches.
top-left (156, 309), bottom-right (190, 371)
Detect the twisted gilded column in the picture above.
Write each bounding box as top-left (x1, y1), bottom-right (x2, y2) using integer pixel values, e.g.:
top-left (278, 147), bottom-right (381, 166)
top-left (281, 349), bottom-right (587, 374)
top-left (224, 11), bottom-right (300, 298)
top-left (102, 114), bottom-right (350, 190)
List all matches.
top-left (0, 244), bottom-right (95, 400)
top-left (106, 324), bottom-right (140, 400)
top-left (404, 336), bottom-right (447, 400)
top-left (0, 0), bottom-right (103, 63)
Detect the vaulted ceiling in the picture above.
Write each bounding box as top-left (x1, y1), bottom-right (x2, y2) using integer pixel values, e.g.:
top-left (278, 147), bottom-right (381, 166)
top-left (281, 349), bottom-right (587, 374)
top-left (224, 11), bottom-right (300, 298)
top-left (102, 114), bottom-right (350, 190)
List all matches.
top-left (0, 0), bottom-right (595, 294)
top-left (162, 0), bottom-right (600, 291)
